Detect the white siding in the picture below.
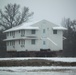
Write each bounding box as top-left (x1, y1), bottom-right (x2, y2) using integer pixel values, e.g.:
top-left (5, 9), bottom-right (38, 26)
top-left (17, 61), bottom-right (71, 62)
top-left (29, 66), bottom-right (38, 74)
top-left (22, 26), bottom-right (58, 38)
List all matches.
top-left (32, 20), bottom-right (63, 51)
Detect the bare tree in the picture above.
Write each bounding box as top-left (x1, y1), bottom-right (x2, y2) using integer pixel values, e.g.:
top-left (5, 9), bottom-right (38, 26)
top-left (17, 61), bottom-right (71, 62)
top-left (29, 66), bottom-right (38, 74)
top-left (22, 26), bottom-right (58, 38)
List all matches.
top-left (61, 18), bottom-right (76, 57)
top-left (0, 3), bottom-right (33, 57)
top-left (62, 18), bottom-right (76, 31)
top-left (0, 3), bottom-right (34, 29)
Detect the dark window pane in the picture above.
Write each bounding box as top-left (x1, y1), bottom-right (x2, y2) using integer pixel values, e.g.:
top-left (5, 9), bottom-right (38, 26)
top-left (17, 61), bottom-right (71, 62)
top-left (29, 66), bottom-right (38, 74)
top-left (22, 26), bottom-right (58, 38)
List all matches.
top-left (31, 39), bottom-right (35, 44)
top-left (53, 30), bottom-right (57, 34)
top-left (31, 30), bottom-right (35, 34)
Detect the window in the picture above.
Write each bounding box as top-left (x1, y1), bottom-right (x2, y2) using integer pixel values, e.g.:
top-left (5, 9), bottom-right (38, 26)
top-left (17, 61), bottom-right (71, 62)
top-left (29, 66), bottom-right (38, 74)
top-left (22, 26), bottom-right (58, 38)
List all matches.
top-left (53, 30), bottom-right (57, 34)
top-left (10, 41), bottom-right (12, 46)
top-left (10, 32), bottom-right (12, 36)
top-left (43, 41), bottom-right (46, 45)
top-left (11, 41), bottom-right (15, 48)
top-left (21, 40), bottom-right (25, 45)
top-left (10, 31), bottom-right (15, 37)
top-left (12, 31), bottom-right (15, 38)
top-left (10, 41), bottom-right (15, 46)
top-left (20, 40), bottom-right (25, 47)
top-left (31, 30), bottom-right (35, 34)
top-left (47, 28), bottom-right (49, 30)
top-left (12, 41), bottom-right (15, 46)
top-left (31, 39), bottom-right (35, 45)
top-left (19, 40), bottom-right (25, 44)
top-left (19, 30), bottom-right (20, 33)
top-left (21, 30), bottom-right (25, 37)
top-left (21, 45), bottom-right (25, 47)
top-left (19, 40), bottom-right (20, 44)
top-left (43, 29), bottom-right (45, 33)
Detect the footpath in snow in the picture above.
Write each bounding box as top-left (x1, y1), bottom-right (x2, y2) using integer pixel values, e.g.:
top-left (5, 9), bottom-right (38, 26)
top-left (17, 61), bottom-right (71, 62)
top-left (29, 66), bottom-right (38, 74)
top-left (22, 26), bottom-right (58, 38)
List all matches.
top-left (0, 57), bottom-right (76, 62)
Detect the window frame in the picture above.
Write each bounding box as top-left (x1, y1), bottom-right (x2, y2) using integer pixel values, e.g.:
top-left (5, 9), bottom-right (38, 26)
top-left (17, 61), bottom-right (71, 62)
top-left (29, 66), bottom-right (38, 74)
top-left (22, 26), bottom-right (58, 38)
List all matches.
top-left (43, 41), bottom-right (46, 45)
top-left (53, 30), bottom-right (57, 34)
top-left (19, 30), bottom-right (20, 33)
top-left (31, 30), bottom-right (36, 34)
top-left (43, 29), bottom-right (45, 33)
top-left (20, 40), bottom-right (25, 47)
top-left (21, 30), bottom-right (25, 37)
top-left (31, 39), bottom-right (35, 45)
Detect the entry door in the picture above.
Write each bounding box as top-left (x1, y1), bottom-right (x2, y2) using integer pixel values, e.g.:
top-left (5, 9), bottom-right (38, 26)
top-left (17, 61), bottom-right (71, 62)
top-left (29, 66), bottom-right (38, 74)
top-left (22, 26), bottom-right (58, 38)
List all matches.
top-left (41, 28), bottom-right (47, 49)
top-left (42, 39), bottom-right (49, 49)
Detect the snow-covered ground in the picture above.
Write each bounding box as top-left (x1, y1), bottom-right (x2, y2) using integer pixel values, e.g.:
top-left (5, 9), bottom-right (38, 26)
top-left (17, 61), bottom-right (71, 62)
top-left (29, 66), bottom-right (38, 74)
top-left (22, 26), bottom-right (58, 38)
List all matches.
top-left (0, 57), bottom-right (76, 62)
top-left (0, 66), bottom-right (76, 75)
top-left (0, 57), bottom-right (76, 75)
top-left (0, 71), bottom-right (75, 75)
top-left (0, 66), bottom-right (76, 71)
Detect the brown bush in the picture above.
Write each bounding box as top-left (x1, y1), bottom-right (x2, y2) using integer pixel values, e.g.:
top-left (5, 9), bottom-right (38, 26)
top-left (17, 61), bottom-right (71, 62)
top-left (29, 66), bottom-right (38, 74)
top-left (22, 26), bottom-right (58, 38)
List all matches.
top-left (0, 59), bottom-right (76, 66)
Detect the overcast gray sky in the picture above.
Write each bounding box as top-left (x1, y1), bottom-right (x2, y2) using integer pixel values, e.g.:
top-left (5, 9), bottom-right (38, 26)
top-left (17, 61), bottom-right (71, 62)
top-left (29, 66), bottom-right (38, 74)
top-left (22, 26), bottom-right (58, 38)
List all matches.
top-left (0, 0), bottom-right (76, 25)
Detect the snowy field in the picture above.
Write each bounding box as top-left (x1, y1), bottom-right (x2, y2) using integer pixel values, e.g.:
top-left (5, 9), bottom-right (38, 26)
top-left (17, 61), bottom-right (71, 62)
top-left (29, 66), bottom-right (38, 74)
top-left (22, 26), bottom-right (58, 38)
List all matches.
top-left (0, 66), bottom-right (76, 75)
top-left (0, 57), bottom-right (76, 62)
top-left (0, 57), bottom-right (76, 75)
top-left (0, 71), bottom-right (75, 75)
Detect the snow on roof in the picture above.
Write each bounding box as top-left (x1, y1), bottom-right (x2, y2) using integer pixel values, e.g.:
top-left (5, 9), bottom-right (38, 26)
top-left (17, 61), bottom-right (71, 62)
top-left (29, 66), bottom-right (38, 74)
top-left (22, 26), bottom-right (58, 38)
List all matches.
top-left (3, 37), bottom-right (39, 41)
top-left (4, 26), bottom-right (39, 33)
top-left (3, 19), bottom-right (67, 33)
top-left (53, 26), bottom-right (67, 30)
top-left (3, 21), bottom-right (40, 33)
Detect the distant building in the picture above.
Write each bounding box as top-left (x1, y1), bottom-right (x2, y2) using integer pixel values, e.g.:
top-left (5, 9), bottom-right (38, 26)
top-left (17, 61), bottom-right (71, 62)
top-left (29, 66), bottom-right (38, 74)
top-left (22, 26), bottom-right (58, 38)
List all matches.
top-left (4, 19), bottom-right (66, 53)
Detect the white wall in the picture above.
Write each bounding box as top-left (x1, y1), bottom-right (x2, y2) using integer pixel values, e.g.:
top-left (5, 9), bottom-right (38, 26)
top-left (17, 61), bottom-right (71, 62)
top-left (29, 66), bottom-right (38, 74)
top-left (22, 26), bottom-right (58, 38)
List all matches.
top-left (32, 20), bottom-right (63, 51)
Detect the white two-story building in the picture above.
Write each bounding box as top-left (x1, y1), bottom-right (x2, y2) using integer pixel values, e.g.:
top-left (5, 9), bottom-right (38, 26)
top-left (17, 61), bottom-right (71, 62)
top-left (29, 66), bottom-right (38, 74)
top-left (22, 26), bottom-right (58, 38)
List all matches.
top-left (4, 19), bottom-right (66, 52)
